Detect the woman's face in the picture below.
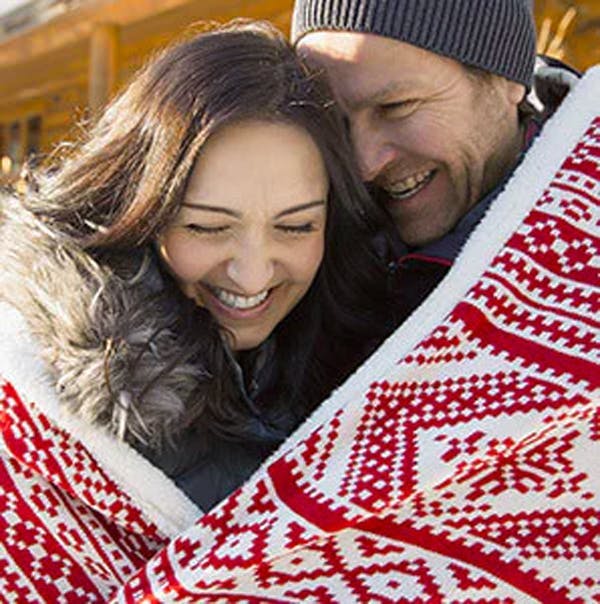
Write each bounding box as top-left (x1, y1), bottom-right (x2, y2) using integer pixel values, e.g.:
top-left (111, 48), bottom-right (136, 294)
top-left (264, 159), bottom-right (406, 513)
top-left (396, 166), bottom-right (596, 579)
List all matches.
top-left (158, 119), bottom-right (329, 352)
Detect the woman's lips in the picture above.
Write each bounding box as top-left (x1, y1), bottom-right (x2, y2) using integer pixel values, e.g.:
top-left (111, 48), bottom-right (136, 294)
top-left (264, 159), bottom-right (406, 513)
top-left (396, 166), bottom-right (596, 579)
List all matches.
top-left (198, 284), bottom-right (275, 320)
top-left (208, 285), bottom-right (270, 309)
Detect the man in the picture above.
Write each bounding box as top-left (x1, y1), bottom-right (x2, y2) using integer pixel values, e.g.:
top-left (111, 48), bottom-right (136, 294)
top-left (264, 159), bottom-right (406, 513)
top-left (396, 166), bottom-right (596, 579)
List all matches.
top-left (291, 0), bottom-right (579, 320)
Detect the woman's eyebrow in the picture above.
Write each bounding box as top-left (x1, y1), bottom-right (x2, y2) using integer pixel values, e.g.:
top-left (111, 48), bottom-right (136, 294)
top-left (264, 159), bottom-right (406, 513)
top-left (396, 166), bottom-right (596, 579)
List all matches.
top-left (181, 202), bottom-right (240, 217)
top-left (275, 200), bottom-right (326, 219)
top-left (181, 200), bottom-right (326, 219)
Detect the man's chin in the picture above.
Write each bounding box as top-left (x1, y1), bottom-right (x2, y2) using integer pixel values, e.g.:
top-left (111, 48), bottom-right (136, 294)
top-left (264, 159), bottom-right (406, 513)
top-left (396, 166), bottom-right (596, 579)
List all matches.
top-left (398, 231), bottom-right (439, 248)
top-left (379, 183), bottom-right (463, 247)
top-left (393, 216), bottom-right (455, 248)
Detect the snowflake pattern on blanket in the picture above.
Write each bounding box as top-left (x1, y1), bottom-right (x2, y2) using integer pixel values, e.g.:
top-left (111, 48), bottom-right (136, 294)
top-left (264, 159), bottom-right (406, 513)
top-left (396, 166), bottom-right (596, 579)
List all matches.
top-left (1, 71), bottom-right (599, 603)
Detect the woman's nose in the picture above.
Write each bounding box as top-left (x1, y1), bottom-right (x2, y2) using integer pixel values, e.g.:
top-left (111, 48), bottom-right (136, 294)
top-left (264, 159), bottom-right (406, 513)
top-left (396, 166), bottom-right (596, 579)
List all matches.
top-left (226, 243), bottom-right (275, 294)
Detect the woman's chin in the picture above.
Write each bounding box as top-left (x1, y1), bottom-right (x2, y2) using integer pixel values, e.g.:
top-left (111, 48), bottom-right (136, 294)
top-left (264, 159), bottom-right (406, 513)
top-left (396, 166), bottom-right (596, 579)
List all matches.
top-left (227, 326), bottom-right (274, 352)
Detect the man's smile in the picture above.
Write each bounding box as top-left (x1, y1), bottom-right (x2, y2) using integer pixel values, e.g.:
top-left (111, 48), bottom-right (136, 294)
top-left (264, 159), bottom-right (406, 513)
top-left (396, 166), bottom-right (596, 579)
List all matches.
top-left (384, 169), bottom-right (437, 202)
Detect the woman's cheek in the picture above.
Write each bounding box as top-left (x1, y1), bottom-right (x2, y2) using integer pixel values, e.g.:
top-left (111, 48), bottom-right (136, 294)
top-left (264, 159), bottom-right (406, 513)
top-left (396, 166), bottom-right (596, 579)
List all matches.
top-left (160, 231), bottom-right (208, 283)
top-left (299, 235), bottom-right (325, 281)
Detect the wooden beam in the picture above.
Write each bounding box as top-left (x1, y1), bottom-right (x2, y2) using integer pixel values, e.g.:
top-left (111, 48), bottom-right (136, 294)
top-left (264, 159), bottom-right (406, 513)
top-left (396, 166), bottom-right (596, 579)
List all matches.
top-left (89, 22), bottom-right (119, 115)
top-left (0, 0), bottom-right (238, 68)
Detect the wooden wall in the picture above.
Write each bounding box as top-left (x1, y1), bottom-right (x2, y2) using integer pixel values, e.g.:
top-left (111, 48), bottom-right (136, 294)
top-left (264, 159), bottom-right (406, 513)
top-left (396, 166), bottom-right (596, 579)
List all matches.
top-left (0, 0), bottom-right (597, 183)
top-left (0, 0), bottom-right (292, 183)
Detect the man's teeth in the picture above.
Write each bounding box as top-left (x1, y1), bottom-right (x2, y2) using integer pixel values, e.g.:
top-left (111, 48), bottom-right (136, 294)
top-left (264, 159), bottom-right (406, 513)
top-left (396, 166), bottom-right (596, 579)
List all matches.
top-left (211, 287), bottom-right (270, 310)
top-left (387, 170), bottom-right (434, 199)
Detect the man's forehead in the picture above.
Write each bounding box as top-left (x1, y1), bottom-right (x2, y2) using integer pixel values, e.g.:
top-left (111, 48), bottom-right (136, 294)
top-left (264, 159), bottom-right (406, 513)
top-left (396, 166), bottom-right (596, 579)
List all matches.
top-left (297, 32), bottom-right (430, 110)
top-left (297, 30), bottom-right (374, 61)
top-left (296, 30), bottom-right (402, 62)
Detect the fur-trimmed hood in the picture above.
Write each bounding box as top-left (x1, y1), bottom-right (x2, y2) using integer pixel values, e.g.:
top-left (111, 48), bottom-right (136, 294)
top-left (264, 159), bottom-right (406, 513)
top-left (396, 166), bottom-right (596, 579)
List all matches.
top-left (0, 192), bottom-right (210, 449)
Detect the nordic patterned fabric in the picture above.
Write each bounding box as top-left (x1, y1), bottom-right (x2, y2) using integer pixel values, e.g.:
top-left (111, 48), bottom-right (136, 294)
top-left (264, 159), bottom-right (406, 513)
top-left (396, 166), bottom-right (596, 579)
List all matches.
top-left (0, 382), bottom-right (166, 601)
top-left (1, 68), bottom-right (599, 603)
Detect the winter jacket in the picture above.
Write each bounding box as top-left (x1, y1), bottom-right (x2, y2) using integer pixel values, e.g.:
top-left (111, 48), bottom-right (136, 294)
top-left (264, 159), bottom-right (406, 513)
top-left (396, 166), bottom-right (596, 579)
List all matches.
top-left (142, 339), bottom-right (300, 511)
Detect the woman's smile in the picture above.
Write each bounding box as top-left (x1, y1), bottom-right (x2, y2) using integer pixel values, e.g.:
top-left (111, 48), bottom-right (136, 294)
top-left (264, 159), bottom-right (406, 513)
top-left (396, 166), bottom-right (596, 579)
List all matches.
top-left (207, 284), bottom-right (271, 310)
top-left (200, 283), bottom-right (275, 320)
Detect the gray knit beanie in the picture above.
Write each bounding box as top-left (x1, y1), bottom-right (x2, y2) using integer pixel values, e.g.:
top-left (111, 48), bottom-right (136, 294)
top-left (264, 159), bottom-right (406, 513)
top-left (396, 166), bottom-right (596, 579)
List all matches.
top-left (291, 0), bottom-right (536, 88)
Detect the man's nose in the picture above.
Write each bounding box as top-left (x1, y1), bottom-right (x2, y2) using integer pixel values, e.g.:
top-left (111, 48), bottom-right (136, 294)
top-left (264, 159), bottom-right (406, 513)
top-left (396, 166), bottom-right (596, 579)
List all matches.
top-left (352, 122), bottom-right (398, 183)
top-left (226, 241), bottom-right (275, 294)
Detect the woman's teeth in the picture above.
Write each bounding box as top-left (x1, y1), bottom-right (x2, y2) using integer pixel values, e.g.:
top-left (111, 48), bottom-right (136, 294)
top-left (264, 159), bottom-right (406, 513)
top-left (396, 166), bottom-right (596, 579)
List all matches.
top-left (210, 287), bottom-right (270, 310)
top-left (387, 170), bottom-right (434, 200)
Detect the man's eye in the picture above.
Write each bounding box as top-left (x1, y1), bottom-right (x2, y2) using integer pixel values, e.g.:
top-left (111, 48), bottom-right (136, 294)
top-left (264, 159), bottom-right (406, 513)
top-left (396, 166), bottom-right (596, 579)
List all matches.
top-left (380, 100), bottom-right (418, 114)
top-left (276, 223), bottom-right (317, 234)
top-left (185, 224), bottom-right (228, 235)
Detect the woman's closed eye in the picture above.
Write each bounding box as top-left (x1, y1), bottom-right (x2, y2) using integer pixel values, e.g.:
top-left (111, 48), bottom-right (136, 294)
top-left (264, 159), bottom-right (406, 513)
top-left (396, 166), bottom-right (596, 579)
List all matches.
top-left (184, 223), bottom-right (229, 235)
top-left (276, 222), bottom-right (318, 234)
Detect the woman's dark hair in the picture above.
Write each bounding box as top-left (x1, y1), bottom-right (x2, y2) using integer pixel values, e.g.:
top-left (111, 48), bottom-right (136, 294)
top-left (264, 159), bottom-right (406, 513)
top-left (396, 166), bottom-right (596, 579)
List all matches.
top-left (24, 20), bottom-right (395, 449)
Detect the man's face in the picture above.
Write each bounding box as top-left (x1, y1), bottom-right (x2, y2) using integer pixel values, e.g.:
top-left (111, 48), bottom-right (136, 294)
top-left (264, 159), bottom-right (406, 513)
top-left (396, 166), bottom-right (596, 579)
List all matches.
top-left (297, 32), bottom-right (525, 246)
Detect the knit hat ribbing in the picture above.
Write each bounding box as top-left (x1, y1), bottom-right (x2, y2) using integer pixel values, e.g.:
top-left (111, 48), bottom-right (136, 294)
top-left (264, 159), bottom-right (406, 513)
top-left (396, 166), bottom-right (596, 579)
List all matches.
top-left (291, 0), bottom-right (536, 88)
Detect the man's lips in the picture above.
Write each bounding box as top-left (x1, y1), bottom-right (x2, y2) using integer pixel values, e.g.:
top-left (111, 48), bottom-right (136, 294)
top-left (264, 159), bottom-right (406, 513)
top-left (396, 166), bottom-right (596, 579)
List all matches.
top-left (382, 169), bottom-right (437, 203)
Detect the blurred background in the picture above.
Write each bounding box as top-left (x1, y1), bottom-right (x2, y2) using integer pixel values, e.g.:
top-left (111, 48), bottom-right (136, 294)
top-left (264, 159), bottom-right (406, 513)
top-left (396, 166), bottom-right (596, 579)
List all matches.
top-left (0, 0), bottom-right (598, 185)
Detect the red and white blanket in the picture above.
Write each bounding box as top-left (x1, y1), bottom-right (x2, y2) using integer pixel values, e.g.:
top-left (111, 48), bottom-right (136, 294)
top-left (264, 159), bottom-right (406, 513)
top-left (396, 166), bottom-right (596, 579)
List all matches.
top-left (1, 67), bottom-right (599, 603)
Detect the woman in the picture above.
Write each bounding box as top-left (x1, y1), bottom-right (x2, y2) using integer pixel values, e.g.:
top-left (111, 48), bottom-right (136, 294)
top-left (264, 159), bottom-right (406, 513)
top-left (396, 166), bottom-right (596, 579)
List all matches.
top-left (0, 16), bottom-right (394, 543)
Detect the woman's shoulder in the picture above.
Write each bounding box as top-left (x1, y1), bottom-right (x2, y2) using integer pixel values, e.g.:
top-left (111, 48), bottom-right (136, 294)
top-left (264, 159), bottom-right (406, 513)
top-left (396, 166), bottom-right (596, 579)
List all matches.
top-left (0, 193), bottom-right (204, 450)
top-left (0, 303), bottom-right (201, 543)
top-left (0, 189), bottom-right (69, 300)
